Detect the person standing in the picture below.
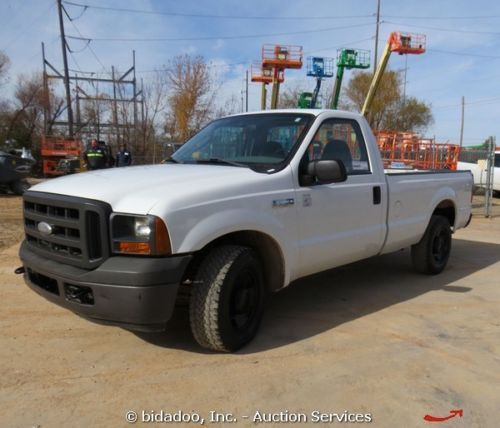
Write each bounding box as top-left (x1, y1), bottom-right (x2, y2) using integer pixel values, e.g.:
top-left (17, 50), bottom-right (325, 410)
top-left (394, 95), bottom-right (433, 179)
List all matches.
top-left (115, 143), bottom-right (132, 167)
top-left (83, 139), bottom-right (108, 170)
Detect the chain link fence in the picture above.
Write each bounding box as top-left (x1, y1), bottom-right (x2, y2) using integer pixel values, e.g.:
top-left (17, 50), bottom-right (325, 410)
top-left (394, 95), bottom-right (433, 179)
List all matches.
top-left (458, 137), bottom-right (499, 218)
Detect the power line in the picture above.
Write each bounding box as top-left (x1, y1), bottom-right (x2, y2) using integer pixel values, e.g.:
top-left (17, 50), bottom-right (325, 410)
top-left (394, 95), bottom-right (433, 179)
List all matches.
top-left (0, 2), bottom-right (55, 52)
top-left (63, 1), bottom-right (374, 21)
top-left (407, 73), bottom-right (500, 97)
top-left (64, 4), bottom-right (107, 70)
top-left (305, 37), bottom-right (374, 55)
top-left (433, 96), bottom-right (500, 110)
top-left (66, 38), bottom-right (90, 54)
top-left (65, 37), bottom-right (374, 76)
top-left (376, 37), bottom-right (500, 61)
top-left (69, 51), bottom-right (84, 72)
top-left (8, 36), bottom-right (58, 74)
top-left (427, 48), bottom-right (500, 60)
top-left (383, 14), bottom-right (500, 20)
top-left (382, 20), bottom-right (500, 35)
top-left (67, 22), bottom-right (375, 42)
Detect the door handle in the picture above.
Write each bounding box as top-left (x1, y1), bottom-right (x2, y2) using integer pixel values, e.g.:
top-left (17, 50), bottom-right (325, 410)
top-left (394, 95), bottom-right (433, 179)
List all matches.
top-left (373, 186), bottom-right (381, 205)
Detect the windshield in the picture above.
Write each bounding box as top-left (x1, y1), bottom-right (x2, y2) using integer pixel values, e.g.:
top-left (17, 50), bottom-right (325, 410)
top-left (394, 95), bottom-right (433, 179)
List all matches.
top-left (171, 113), bottom-right (314, 172)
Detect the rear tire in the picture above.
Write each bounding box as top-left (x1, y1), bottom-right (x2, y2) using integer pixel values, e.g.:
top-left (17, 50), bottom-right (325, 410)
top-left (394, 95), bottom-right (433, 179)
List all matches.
top-left (189, 245), bottom-right (266, 352)
top-left (10, 180), bottom-right (30, 195)
top-left (411, 215), bottom-right (452, 275)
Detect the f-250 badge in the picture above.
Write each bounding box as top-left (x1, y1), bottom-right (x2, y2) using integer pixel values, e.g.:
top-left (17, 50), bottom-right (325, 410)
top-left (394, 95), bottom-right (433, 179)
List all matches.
top-left (272, 198), bottom-right (294, 208)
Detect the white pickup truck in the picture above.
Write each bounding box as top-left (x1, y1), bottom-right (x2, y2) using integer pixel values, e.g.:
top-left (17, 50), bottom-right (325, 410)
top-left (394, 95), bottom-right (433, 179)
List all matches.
top-left (19, 110), bottom-right (472, 352)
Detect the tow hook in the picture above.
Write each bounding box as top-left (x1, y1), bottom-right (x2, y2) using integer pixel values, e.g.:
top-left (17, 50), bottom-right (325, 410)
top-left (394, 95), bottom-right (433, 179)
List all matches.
top-left (14, 266), bottom-right (25, 275)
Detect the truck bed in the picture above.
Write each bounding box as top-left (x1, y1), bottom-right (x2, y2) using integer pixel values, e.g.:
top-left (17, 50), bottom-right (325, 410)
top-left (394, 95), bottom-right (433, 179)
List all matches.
top-left (381, 169), bottom-right (472, 254)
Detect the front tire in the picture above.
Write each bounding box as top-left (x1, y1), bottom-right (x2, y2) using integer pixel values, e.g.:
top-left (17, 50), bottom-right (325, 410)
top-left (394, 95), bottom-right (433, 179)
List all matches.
top-left (411, 215), bottom-right (452, 275)
top-left (189, 245), bottom-right (266, 352)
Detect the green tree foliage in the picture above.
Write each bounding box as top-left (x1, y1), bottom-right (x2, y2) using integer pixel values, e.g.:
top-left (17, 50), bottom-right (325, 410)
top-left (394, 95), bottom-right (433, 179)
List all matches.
top-left (343, 70), bottom-right (433, 132)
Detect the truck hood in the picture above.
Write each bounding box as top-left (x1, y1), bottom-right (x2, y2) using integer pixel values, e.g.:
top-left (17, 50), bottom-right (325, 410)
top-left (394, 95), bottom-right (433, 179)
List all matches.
top-left (30, 164), bottom-right (268, 214)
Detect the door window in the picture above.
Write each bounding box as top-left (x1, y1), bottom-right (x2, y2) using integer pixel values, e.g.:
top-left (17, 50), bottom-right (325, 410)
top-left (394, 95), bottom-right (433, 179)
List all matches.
top-left (303, 119), bottom-right (371, 175)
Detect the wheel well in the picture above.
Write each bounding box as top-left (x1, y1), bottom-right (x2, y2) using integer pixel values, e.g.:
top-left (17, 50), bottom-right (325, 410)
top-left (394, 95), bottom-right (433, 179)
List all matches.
top-left (182, 231), bottom-right (285, 292)
top-left (433, 200), bottom-right (455, 229)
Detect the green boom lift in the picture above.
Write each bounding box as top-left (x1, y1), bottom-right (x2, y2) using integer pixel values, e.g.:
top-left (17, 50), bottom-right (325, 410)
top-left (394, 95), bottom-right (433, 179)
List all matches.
top-left (330, 48), bottom-right (370, 109)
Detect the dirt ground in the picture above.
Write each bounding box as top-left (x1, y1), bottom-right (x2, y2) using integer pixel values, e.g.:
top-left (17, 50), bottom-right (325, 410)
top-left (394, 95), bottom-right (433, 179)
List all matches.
top-left (0, 196), bottom-right (23, 251)
top-left (1, 195), bottom-right (500, 428)
top-left (471, 193), bottom-right (500, 217)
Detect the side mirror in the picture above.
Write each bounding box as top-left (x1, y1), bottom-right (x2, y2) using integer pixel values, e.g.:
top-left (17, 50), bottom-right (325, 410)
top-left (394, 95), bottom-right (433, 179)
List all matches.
top-left (307, 159), bottom-right (347, 184)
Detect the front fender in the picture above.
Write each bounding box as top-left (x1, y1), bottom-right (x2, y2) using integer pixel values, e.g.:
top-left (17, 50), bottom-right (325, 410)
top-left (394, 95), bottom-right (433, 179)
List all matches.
top-left (166, 207), bottom-right (297, 286)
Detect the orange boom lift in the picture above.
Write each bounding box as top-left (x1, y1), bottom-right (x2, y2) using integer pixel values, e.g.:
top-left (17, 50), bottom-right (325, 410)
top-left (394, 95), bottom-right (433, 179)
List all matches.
top-left (261, 45), bottom-right (303, 109)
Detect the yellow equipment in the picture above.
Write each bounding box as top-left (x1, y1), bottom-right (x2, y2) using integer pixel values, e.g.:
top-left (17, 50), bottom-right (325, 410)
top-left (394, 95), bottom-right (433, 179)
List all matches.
top-left (361, 32), bottom-right (425, 117)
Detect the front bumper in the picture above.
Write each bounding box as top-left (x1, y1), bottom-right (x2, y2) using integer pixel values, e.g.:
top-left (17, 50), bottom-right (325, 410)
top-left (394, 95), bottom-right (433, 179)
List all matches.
top-left (19, 241), bottom-right (192, 332)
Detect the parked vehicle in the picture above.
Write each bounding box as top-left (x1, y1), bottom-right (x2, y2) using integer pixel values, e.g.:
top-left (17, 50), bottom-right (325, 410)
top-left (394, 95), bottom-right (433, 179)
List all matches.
top-left (19, 110), bottom-right (473, 351)
top-left (457, 151), bottom-right (500, 196)
top-left (0, 150), bottom-right (34, 195)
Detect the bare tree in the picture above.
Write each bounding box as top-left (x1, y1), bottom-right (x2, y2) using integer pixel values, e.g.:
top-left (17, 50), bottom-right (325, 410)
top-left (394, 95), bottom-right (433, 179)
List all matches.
top-left (79, 92), bottom-right (112, 141)
top-left (214, 94), bottom-right (240, 119)
top-left (0, 50), bottom-right (10, 86)
top-left (278, 83), bottom-right (309, 109)
top-left (1, 73), bottom-right (64, 147)
top-left (136, 71), bottom-right (170, 161)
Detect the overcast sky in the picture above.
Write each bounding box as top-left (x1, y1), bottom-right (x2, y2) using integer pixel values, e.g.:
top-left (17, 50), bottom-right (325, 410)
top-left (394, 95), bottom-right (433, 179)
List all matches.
top-left (1, 0), bottom-right (500, 146)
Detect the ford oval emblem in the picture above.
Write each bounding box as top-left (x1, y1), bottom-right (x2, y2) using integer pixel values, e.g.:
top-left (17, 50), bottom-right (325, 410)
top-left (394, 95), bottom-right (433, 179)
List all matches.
top-left (37, 221), bottom-right (53, 235)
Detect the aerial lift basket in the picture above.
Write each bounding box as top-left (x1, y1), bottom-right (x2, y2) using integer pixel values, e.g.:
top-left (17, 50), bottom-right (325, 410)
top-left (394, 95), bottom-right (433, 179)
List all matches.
top-left (389, 32), bottom-right (426, 55)
top-left (262, 45), bottom-right (303, 69)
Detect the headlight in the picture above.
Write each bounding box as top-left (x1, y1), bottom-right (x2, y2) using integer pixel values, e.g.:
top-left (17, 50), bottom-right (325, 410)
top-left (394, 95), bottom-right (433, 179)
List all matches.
top-left (110, 214), bottom-right (171, 256)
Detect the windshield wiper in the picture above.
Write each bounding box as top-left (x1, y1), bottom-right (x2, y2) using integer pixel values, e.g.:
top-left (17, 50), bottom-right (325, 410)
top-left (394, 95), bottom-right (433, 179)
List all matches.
top-left (164, 157), bottom-right (180, 163)
top-left (195, 158), bottom-right (248, 168)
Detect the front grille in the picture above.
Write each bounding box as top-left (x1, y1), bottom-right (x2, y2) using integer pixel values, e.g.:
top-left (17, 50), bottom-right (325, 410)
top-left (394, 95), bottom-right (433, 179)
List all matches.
top-left (23, 191), bottom-right (111, 269)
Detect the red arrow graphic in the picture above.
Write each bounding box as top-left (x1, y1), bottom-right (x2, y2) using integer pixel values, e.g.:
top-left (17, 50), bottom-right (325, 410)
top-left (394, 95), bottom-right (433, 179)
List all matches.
top-left (424, 409), bottom-right (463, 422)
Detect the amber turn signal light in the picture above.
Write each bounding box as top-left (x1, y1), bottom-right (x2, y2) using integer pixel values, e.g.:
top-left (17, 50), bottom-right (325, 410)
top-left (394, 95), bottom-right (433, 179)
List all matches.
top-left (118, 241), bottom-right (151, 254)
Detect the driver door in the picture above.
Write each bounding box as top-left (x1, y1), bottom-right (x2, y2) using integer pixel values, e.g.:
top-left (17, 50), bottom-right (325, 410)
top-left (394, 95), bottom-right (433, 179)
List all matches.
top-left (294, 118), bottom-right (387, 277)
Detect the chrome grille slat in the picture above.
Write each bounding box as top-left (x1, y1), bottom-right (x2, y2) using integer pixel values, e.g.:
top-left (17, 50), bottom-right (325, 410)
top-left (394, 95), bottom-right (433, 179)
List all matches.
top-left (24, 227), bottom-right (83, 247)
top-left (24, 211), bottom-right (80, 228)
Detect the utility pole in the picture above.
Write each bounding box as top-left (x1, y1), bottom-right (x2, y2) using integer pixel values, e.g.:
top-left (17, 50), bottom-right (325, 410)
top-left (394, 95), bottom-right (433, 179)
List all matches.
top-left (459, 96), bottom-right (465, 148)
top-left (402, 55), bottom-right (408, 129)
top-left (374, 0), bottom-right (381, 72)
top-left (402, 55), bottom-right (408, 105)
top-left (57, 0), bottom-right (74, 137)
top-left (245, 70), bottom-right (249, 112)
top-left (112, 66), bottom-right (119, 144)
top-left (41, 42), bottom-right (50, 135)
top-left (485, 136), bottom-right (495, 218)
